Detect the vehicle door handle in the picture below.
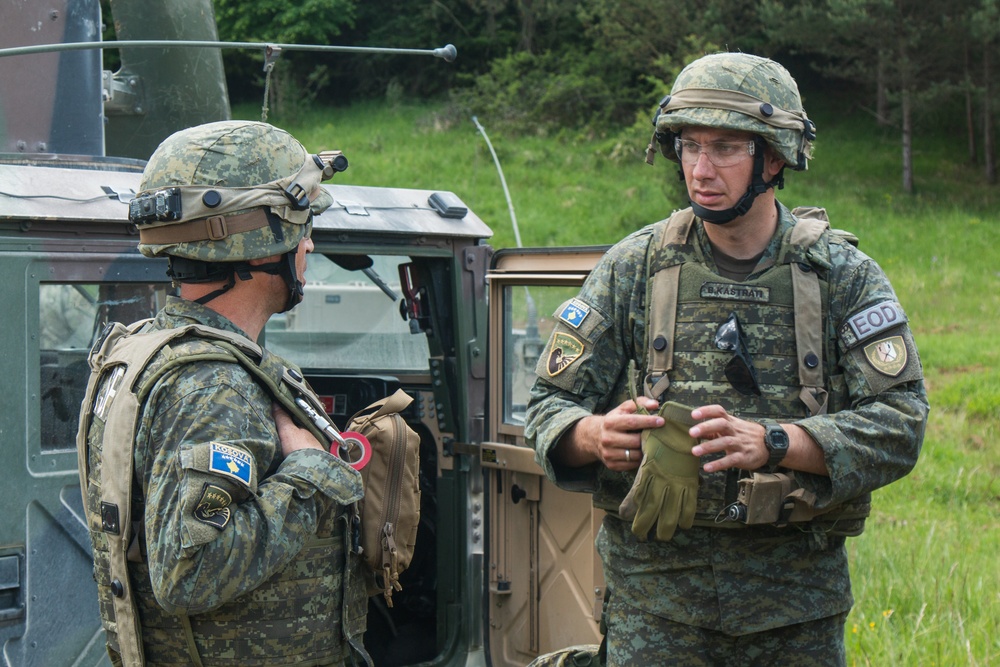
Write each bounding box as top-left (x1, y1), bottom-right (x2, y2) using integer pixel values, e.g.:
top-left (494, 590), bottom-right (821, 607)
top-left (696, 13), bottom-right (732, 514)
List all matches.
top-left (511, 484), bottom-right (527, 504)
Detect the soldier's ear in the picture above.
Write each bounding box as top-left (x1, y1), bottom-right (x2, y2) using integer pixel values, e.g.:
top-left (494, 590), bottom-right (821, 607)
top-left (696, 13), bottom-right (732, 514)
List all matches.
top-left (762, 144), bottom-right (787, 181)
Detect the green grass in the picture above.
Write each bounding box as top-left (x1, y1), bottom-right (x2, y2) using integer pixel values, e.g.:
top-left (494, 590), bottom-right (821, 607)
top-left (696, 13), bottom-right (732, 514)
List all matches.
top-left (238, 99), bottom-right (1000, 665)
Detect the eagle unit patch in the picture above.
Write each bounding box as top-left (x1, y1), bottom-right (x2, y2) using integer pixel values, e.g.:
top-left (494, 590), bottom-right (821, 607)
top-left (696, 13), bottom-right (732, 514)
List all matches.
top-left (863, 335), bottom-right (908, 377)
top-left (194, 483), bottom-right (233, 530)
top-left (546, 332), bottom-right (584, 377)
top-left (208, 442), bottom-right (253, 485)
top-left (558, 299), bottom-right (591, 328)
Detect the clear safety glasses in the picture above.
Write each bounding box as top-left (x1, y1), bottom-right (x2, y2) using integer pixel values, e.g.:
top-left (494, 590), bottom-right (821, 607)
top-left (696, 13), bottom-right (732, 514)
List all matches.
top-left (674, 137), bottom-right (755, 168)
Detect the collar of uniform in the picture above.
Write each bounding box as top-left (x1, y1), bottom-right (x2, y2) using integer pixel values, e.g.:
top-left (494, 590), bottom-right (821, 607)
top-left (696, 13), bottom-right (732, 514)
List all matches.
top-left (693, 201), bottom-right (794, 279)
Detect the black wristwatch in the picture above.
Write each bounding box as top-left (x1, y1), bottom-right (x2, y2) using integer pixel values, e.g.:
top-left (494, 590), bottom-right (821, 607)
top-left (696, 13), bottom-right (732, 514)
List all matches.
top-left (760, 421), bottom-right (789, 473)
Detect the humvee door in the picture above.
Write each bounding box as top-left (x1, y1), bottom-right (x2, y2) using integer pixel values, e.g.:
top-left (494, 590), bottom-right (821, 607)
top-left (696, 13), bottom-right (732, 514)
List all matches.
top-left (483, 247), bottom-right (607, 666)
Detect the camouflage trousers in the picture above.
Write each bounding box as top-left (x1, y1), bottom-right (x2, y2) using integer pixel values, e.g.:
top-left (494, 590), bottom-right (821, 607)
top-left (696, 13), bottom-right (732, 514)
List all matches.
top-left (604, 596), bottom-right (847, 667)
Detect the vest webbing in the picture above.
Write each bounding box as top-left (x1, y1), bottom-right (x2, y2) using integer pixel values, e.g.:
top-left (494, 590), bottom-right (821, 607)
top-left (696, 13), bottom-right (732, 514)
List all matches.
top-left (77, 321), bottom-right (193, 667)
top-left (638, 208), bottom-right (870, 534)
top-left (644, 207), bottom-right (830, 417)
top-left (77, 320), bottom-right (370, 667)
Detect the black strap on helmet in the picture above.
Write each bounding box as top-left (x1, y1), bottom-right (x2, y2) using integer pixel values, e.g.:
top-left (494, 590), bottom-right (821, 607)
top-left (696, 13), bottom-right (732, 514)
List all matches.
top-left (166, 211), bottom-right (308, 311)
top-left (167, 258), bottom-right (246, 306)
top-left (168, 253), bottom-right (303, 312)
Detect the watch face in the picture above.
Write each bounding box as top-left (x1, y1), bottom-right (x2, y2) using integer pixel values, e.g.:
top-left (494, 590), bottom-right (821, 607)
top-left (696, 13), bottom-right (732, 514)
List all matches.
top-left (765, 424), bottom-right (788, 471)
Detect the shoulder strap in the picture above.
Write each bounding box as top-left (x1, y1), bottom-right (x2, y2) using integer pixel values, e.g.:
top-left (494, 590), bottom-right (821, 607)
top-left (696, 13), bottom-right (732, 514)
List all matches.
top-left (77, 320), bottom-right (200, 667)
top-left (130, 324), bottom-right (335, 446)
top-left (645, 209), bottom-right (695, 399)
top-left (785, 209), bottom-right (831, 416)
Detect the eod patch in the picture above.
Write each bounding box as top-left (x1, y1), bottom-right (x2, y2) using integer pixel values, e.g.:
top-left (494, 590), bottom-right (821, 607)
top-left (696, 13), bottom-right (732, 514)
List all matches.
top-left (546, 332), bottom-right (584, 377)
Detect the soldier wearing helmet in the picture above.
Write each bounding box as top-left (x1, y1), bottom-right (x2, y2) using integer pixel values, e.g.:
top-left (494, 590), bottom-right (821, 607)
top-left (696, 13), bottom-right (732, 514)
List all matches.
top-left (78, 121), bottom-right (369, 666)
top-left (134, 120), bottom-right (346, 314)
top-left (526, 53), bottom-right (927, 664)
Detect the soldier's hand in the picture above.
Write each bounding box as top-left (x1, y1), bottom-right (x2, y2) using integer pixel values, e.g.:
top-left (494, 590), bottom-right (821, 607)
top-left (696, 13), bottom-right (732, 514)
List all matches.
top-left (272, 403), bottom-right (326, 456)
top-left (689, 404), bottom-right (768, 472)
top-left (552, 398), bottom-right (662, 470)
top-left (595, 397), bottom-right (664, 471)
top-left (619, 402), bottom-right (699, 542)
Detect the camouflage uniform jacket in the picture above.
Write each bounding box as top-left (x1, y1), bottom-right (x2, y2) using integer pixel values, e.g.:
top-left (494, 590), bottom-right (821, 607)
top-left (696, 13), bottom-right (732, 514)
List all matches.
top-left (525, 203), bottom-right (928, 634)
top-left (86, 295), bottom-right (365, 665)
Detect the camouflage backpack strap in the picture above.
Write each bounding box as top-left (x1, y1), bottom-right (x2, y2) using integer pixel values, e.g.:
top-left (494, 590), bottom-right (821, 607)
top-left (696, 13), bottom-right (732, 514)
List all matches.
top-left (644, 208), bottom-right (697, 399)
top-left (783, 207), bottom-right (831, 416)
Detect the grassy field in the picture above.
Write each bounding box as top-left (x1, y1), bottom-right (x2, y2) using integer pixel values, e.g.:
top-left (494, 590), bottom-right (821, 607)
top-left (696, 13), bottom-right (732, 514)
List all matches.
top-left (240, 96), bottom-right (999, 665)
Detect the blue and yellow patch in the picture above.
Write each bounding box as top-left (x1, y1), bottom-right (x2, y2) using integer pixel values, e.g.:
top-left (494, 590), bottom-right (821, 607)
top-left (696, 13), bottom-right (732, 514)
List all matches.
top-left (208, 442), bottom-right (253, 486)
top-left (558, 299), bottom-right (591, 329)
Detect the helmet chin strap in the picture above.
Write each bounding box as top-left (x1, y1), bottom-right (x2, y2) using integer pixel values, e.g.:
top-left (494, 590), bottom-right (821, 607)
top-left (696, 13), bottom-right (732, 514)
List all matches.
top-left (686, 138), bottom-right (785, 225)
top-left (229, 252), bottom-right (304, 313)
top-left (182, 251), bottom-right (303, 312)
top-left (276, 251), bottom-right (305, 312)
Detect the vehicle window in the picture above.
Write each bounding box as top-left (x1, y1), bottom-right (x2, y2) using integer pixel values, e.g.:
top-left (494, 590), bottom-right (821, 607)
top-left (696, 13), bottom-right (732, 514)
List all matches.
top-left (264, 254), bottom-right (430, 372)
top-left (38, 283), bottom-right (170, 451)
top-left (501, 284), bottom-right (580, 426)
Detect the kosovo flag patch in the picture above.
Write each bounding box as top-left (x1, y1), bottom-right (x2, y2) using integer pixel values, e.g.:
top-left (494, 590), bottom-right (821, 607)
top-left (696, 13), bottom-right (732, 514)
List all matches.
top-left (558, 299), bottom-right (591, 328)
top-left (546, 332), bottom-right (584, 377)
top-left (208, 442), bottom-right (253, 486)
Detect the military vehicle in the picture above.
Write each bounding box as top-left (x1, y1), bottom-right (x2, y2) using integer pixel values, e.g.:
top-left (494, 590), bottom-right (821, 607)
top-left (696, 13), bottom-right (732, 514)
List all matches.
top-left (0, 1), bottom-right (608, 665)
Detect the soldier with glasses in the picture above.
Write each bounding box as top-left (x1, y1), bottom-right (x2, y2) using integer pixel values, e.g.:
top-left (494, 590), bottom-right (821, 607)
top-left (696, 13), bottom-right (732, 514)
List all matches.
top-left (526, 53), bottom-right (928, 665)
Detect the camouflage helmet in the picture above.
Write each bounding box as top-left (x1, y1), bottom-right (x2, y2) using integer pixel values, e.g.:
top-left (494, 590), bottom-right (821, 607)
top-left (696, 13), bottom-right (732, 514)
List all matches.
top-left (650, 52), bottom-right (816, 170)
top-left (132, 120), bottom-right (345, 261)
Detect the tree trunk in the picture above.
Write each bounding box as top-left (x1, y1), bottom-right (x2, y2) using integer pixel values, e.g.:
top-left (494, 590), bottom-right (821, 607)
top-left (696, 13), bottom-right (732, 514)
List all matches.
top-left (985, 45), bottom-right (997, 185)
top-left (877, 52), bottom-right (889, 126)
top-left (965, 42), bottom-right (977, 164)
top-left (517, 0), bottom-right (536, 53)
top-left (902, 87), bottom-right (913, 193)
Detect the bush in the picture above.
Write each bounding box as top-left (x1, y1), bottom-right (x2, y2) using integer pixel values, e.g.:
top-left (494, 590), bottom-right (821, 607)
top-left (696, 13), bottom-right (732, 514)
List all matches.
top-left (449, 49), bottom-right (640, 136)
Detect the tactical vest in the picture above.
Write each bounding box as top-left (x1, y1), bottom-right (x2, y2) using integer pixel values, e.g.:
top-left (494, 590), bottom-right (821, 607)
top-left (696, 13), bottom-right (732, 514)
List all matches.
top-left (76, 321), bottom-right (370, 667)
top-left (641, 208), bottom-right (869, 535)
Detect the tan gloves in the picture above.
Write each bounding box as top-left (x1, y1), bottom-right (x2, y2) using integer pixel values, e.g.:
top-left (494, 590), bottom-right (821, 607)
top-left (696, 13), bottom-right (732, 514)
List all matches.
top-left (618, 400), bottom-right (699, 541)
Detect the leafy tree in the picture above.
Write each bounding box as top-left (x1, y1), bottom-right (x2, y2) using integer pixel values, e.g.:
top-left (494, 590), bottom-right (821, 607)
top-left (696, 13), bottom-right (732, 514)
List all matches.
top-left (212, 0), bottom-right (358, 114)
top-left (338, 0), bottom-right (521, 102)
top-left (215, 0), bottom-right (357, 43)
top-left (762, 0), bottom-right (980, 193)
top-left (452, 0), bottom-right (739, 136)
